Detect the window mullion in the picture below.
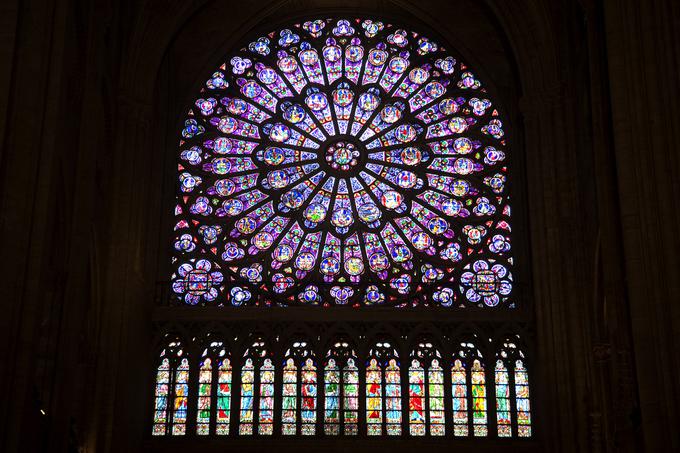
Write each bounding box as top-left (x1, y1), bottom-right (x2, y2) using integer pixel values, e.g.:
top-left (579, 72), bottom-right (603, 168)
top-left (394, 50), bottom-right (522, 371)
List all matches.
top-left (253, 359), bottom-right (262, 435)
top-left (317, 360), bottom-right (325, 437)
top-left (210, 357), bottom-right (218, 436)
top-left (466, 359), bottom-right (474, 437)
top-left (509, 360), bottom-right (518, 438)
top-left (230, 357), bottom-right (242, 437)
top-left (424, 363), bottom-right (431, 436)
top-left (296, 364), bottom-right (302, 435)
top-left (359, 358), bottom-right (367, 436)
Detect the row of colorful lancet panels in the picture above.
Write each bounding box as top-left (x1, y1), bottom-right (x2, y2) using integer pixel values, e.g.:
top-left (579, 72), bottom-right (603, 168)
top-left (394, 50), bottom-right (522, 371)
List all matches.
top-left (152, 338), bottom-right (531, 438)
top-left (172, 17), bottom-right (514, 308)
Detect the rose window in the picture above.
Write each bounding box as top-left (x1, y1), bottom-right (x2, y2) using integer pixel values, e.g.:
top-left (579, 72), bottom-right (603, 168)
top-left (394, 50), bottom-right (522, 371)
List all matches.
top-left (172, 18), bottom-right (513, 307)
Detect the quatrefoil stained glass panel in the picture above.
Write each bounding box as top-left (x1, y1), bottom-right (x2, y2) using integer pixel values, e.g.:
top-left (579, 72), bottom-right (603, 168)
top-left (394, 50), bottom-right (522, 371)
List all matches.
top-left (172, 18), bottom-right (513, 307)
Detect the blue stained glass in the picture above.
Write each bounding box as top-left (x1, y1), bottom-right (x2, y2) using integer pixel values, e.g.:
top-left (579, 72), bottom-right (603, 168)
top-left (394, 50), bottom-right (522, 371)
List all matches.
top-left (173, 17), bottom-right (513, 307)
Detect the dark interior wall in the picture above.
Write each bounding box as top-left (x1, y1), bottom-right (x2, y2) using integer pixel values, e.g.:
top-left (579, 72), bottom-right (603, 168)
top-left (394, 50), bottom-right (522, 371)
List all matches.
top-left (0, 0), bottom-right (678, 452)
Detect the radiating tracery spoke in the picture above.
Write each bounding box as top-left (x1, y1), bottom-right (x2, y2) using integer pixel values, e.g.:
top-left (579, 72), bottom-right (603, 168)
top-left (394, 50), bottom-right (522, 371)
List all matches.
top-left (172, 18), bottom-right (514, 307)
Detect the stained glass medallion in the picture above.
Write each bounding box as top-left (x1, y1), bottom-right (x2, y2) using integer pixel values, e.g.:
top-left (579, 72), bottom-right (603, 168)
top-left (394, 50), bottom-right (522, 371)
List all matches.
top-left (172, 17), bottom-right (513, 307)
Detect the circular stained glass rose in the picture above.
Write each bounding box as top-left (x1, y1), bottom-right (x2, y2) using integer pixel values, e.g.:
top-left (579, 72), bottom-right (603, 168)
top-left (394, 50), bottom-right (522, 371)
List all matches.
top-left (172, 17), bottom-right (512, 307)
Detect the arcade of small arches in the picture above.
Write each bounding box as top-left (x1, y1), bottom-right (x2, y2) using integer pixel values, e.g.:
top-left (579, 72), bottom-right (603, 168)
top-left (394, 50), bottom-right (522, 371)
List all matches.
top-left (151, 330), bottom-right (532, 439)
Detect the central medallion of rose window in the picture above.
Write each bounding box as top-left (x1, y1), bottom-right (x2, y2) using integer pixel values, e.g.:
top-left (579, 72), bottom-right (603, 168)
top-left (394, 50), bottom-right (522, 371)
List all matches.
top-left (325, 141), bottom-right (360, 171)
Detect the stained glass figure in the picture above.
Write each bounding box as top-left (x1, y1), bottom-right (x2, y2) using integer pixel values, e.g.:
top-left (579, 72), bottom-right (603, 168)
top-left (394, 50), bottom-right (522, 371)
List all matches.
top-left (428, 359), bottom-right (445, 435)
top-left (196, 357), bottom-right (213, 435)
top-left (495, 338), bottom-right (531, 437)
top-left (451, 358), bottom-right (468, 436)
top-left (408, 359), bottom-right (426, 435)
top-left (239, 359), bottom-right (255, 435)
top-left (515, 360), bottom-right (532, 437)
top-left (152, 340), bottom-right (190, 436)
top-left (172, 358), bottom-right (190, 435)
top-left (342, 358), bottom-right (360, 435)
top-left (258, 359), bottom-right (275, 435)
top-left (324, 340), bottom-right (359, 435)
top-left (195, 341), bottom-right (231, 435)
top-left (301, 358), bottom-right (318, 435)
top-left (281, 341), bottom-right (317, 435)
top-left (324, 358), bottom-right (341, 434)
top-left (172, 17), bottom-right (513, 308)
top-left (238, 340), bottom-right (274, 435)
top-left (409, 342), bottom-right (444, 436)
top-left (495, 360), bottom-right (511, 437)
top-left (216, 357), bottom-right (233, 435)
top-left (366, 342), bottom-right (401, 435)
top-left (282, 358), bottom-right (298, 435)
top-left (451, 341), bottom-right (487, 437)
top-left (385, 358), bottom-right (402, 435)
top-left (152, 358), bottom-right (171, 436)
top-left (471, 359), bottom-right (488, 436)
top-left (366, 358), bottom-right (383, 435)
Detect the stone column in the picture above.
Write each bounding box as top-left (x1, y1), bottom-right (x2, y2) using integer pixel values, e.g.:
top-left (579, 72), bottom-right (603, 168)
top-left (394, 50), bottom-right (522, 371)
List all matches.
top-left (603, 0), bottom-right (680, 450)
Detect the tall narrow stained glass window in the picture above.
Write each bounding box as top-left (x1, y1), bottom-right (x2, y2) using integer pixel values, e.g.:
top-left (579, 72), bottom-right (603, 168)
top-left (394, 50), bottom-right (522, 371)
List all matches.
top-left (216, 357), bottom-right (233, 434)
top-left (408, 342), bottom-right (445, 436)
top-left (495, 338), bottom-right (531, 437)
top-left (324, 341), bottom-right (359, 435)
top-left (239, 340), bottom-right (274, 435)
top-left (495, 360), bottom-right (511, 437)
top-left (471, 358), bottom-right (488, 436)
top-left (172, 358), bottom-right (190, 435)
top-left (366, 342), bottom-right (401, 436)
top-left (152, 358), bottom-right (171, 436)
top-left (196, 356), bottom-right (213, 434)
top-left (281, 341), bottom-right (317, 435)
top-left (451, 342), bottom-right (487, 437)
top-left (515, 359), bottom-right (532, 437)
top-left (152, 341), bottom-right (190, 436)
top-left (195, 341), bottom-right (232, 435)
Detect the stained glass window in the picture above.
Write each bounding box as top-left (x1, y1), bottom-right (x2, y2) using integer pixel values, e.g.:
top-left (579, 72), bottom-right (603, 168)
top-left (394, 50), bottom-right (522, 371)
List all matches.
top-left (152, 358), bottom-right (171, 436)
top-left (366, 342), bottom-right (401, 435)
top-left (471, 359), bottom-right (488, 436)
top-left (195, 341), bottom-right (232, 435)
top-left (324, 358), bottom-right (341, 433)
top-left (451, 342), bottom-right (487, 437)
top-left (366, 358), bottom-right (382, 435)
top-left (172, 358), bottom-right (190, 435)
top-left (301, 358), bottom-right (318, 434)
top-left (409, 342), bottom-right (444, 436)
top-left (172, 17), bottom-right (513, 308)
top-left (152, 341), bottom-right (190, 436)
top-left (151, 333), bottom-right (532, 437)
top-left (239, 358), bottom-right (255, 434)
top-left (216, 356), bottom-right (233, 434)
top-left (515, 360), bottom-right (532, 437)
top-left (239, 340), bottom-right (274, 435)
top-left (158, 13), bottom-right (533, 441)
top-left (259, 359), bottom-right (275, 435)
top-left (495, 339), bottom-right (532, 438)
top-left (281, 341), bottom-right (317, 435)
top-left (196, 357), bottom-right (213, 435)
top-left (342, 358), bottom-right (360, 434)
top-left (324, 340), bottom-right (359, 435)
top-left (282, 358), bottom-right (298, 434)
top-left (408, 358), bottom-right (426, 435)
top-left (495, 359), bottom-right (511, 437)
top-left (429, 360), bottom-right (445, 435)
top-left (451, 358), bottom-right (468, 436)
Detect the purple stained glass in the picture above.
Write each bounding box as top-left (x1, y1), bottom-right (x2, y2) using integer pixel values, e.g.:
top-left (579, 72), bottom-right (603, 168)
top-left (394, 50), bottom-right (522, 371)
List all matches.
top-left (172, 17), bottom-right (513, 307)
